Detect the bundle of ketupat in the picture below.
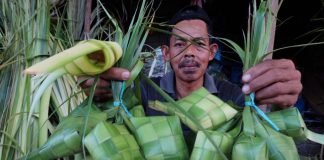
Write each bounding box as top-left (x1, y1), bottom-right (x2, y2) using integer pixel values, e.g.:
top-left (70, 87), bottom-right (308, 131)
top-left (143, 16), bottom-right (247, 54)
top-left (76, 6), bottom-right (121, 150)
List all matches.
top-left (149, 88), bottom-right (324, 159)
top-left (20, 0), bottom-right (324, 159)
top-left (22, 35), bottom-right (233, 159)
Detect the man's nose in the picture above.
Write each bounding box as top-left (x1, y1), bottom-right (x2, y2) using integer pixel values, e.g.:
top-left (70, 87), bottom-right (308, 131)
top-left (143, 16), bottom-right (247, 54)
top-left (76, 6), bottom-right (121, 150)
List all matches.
top-left (184, 44), bottom-right (197, 57)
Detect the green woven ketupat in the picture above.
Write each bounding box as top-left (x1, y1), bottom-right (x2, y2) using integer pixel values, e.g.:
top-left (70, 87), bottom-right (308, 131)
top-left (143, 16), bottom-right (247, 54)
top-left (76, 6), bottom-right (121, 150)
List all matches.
top-left (149, 87), bottom-right (237, 131)
top-left (267, 107), bottom-right (324, 144)
top-left (22, 99), bottom-right (108, 160)
top-left (253, 114), bottom-right (300, 160)
top-left (84, 122), bottom-right (143, 160)
top-left (232, 133), bottom-right (268, 160)
top-left (130, 116), bottom-right (189, 160)
top-left (190, 130), bottom-right (234, 160)
top-left (230, 106), bottom-right (268, 160)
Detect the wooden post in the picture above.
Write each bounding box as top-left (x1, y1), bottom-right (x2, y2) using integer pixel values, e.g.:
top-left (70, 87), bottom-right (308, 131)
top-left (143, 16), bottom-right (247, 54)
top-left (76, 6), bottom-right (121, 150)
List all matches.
top-left (84, 0), bottom-right (92, 39)
top-left (266, 0), bottom-right (279, 59)
top-left (261, 0), bottom-right (279, 112)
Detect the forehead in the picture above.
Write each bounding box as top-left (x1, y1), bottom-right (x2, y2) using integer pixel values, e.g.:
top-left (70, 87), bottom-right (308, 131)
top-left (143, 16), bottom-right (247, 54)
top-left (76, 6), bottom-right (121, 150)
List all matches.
top-left (171, 19), bottom-right (209, 40)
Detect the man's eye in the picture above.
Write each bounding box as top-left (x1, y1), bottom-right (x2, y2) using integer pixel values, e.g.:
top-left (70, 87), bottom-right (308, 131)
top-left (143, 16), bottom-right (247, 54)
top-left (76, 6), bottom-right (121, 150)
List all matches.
top-left (175, 43), bottom-right (185, 47)
top-left (196, 42), bottom-right (206, 47)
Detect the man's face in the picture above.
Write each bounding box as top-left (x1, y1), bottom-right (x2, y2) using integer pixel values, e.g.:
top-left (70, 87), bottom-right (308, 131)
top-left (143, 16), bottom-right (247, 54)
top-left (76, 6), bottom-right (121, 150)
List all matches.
top-left (163, 19), bottom-right (218, 83)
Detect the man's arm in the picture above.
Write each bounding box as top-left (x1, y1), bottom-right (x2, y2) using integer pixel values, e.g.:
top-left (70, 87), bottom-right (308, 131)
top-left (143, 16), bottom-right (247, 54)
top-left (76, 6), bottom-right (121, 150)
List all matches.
top-left (241, 59), bottom-right (302, 108)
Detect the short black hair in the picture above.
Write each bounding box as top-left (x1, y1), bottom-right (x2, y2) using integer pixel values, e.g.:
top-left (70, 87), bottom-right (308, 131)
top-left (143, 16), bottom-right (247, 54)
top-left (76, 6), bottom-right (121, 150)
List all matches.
top-left (167, 5), bottom-right (214, 43)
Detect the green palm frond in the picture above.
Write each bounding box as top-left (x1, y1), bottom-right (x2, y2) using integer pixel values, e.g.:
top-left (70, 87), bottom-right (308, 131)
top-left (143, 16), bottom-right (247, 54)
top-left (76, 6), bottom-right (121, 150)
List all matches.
top-left (217, 0), bottom-right (278, 71)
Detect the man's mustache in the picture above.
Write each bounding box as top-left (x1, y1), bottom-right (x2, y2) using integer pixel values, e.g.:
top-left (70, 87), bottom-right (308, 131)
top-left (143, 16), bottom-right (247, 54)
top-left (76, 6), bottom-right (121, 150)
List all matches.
top-left (178, 59), bottom-right (200, 68)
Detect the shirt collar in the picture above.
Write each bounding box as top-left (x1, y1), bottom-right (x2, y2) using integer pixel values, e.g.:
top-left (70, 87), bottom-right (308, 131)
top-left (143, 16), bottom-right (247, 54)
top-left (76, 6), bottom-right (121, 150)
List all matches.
top-left (160, 71), bottom-right (176, 94)
top-left (160, 70), bottom-right (218, 94)
top-left (204, 72), bottom-right (218, 94)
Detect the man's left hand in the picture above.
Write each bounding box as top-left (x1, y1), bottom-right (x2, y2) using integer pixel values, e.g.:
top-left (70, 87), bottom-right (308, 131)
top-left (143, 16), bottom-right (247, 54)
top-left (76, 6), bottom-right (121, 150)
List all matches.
top-left (242, 59), bottom-right (302, 108)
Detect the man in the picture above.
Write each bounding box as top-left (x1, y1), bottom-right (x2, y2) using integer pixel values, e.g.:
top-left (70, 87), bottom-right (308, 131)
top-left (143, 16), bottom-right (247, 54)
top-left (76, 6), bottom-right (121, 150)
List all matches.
top-left (83, 5), bottom-right (302, 111)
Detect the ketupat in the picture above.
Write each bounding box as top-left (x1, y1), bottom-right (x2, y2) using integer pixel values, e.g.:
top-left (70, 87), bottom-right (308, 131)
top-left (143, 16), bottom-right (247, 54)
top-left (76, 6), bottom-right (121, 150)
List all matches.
top-left (253, 113), bottom-right (300, 160)
top-left (232, 106), bottom-right (269, 160)
top-left (130, 116), bottom-right (189, 160)
top-left (149, 87), bottom-right (238, 131)
top-left (190, 130), bottom-right (234, 160)
top-left (84, 122), bottom-right (143, 160)
top-left (267, 107), bottom-right (324, 144)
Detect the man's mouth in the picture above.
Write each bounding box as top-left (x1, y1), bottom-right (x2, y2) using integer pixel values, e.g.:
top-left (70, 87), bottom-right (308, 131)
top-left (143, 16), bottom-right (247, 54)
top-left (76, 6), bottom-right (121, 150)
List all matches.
top-left (178, 59), bottom-right (200, 73)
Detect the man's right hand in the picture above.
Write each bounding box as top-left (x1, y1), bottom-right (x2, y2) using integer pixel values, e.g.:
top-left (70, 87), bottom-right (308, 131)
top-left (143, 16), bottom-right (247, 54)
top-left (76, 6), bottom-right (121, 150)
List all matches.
top-left (79, 67), bottom-right (130, 102)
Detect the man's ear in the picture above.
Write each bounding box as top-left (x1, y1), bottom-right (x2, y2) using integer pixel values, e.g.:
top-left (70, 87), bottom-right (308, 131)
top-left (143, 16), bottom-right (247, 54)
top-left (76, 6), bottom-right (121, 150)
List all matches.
top-left (161, 45), bottom-right (170, 61)
top-left (209, 43), bottom-right (218, 61)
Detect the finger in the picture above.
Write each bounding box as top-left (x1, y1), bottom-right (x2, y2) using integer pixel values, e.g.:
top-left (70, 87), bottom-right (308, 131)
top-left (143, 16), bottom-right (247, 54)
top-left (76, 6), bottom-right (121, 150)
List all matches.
top-left (80, 78), bottom-right (110, 89)
top-left (254, 80), bottom-right (302, 100)
top-left (242, 59), bottom-right (296, 83)
top-left (242, 68), bottom-right (301, 94)
top-left (256, 94), bottom-right (298, 108)
top-left (79, 78), bottom-right (92, 89)
top-left (77, 76), bottom-right (92, 85)
top-left (100, 67), bottom-right (130, 81)
top-left (81, 78), bottom-right (112, 98)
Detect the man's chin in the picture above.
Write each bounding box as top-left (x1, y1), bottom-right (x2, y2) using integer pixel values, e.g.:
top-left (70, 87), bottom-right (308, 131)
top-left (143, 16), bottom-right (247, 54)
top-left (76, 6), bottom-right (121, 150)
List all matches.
top-left (182, 70), bottom-right (197, 75)
top-left (179, 72), bottom-right (199, 81)
top-left (181, 66), bottom-right (199, 73)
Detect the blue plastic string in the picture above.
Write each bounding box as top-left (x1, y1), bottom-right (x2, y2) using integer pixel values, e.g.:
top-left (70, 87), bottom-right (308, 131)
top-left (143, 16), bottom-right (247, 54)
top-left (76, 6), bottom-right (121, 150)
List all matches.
top-left (113, 81), bottom-right (132, 118)
top-left (245, 93), bottom-right (279, 131)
